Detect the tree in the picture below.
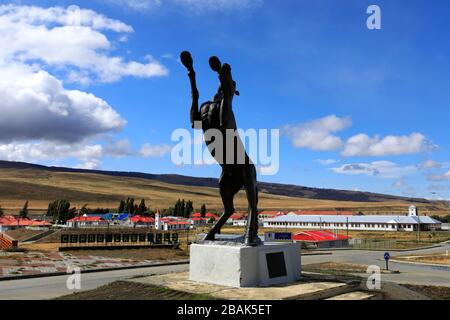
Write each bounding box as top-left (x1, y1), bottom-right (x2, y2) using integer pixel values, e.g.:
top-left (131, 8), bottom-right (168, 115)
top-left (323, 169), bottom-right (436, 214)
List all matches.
top-left (200, 204), bottom-right (207, 218)
top-left (118, 200), bottom-right (125, 213)
top-left (137, 199), bottom-right (147, 215)
top-left (19, 201), bottom-right (29, 219)
top-left (46, 199), bottom-right (75, 223)
top-left (122, 198), bottom-right (136, 214)
top-left (0, 206), bottom-right (4, 217)
top-left (79, 204), bottom-right (89, 217)
top-left (174, 199), bottom-right (182, 217)
top-left (185, 200), bottom-right (194, 218)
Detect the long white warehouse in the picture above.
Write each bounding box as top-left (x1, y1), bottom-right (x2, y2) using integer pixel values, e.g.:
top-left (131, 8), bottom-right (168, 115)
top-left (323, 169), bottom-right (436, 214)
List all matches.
top-left (264, 211), bottom-right (442, 232)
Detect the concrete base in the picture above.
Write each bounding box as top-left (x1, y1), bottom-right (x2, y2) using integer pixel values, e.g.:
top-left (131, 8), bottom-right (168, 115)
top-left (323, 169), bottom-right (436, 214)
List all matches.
top-left (189, 242), bottom-right (301, 288)
top-left (129, 272), bottom-right (353, 300)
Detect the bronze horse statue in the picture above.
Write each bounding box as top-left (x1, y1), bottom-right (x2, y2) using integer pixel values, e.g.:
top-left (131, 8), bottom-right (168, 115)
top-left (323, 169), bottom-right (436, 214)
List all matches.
top-left (180, 51), bottom-right (259, 246)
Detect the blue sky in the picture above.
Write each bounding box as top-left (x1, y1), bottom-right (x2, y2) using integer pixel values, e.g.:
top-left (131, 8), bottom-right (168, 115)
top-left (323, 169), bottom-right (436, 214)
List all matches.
top-left (0, 0), bottom-right (449, 200)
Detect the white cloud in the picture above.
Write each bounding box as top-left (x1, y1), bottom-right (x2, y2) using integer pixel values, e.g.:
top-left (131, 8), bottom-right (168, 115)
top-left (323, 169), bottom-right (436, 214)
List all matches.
top-left (0, 4), bottom-right (171, 169)
top-left (0, 4), bottom-right (168, 84)
top-left (0, 63), bottom-right (126, 143)
top-left (417, 159), bottom-right (442, 170)
top-left (332, 161), bottom-right (417, 179)
top-left (428, 170), bottom-right (450, 182)
top-left (103, 0), bottom-right (261, 12)
top-left (0, 141), bottom-right (103, 162)
top-left (283, 115), bottom-right (351, 151)
top-left (342, 133), bottom-right (431, 157)
top-left (75, 159), bottom-right (102, 170)
top-left (0, 140), bottom-right (173, 169)
top-left (104, 0), bottom-right (162, 11)
top-left (139, 144), bottom-right (172, 157)
top-left (103, 139), bottom-right (134, 157)
top-left (0, 5), bottom-right (133, 32)
top-left (315, 159), bottom-right (339, 165)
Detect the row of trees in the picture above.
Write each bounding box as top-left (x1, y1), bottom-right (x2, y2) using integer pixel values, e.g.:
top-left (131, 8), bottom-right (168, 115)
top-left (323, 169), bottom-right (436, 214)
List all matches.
top-left (161, 200), bottom-right (209, 219)
top-left (1, 198), bottom-right (209, 223)
top-left (44, 198), bottom-right (157, 223)
top-left (174, 199), bottom-right (194, 218)
top-left (117, 198), bottom-right (151, 215)
top-left (46, 199), bottom-right (77, 224)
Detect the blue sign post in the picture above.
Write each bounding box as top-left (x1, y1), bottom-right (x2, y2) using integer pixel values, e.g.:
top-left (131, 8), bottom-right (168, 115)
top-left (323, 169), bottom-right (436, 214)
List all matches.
top-left (384, 252), bottom-right (391, 271)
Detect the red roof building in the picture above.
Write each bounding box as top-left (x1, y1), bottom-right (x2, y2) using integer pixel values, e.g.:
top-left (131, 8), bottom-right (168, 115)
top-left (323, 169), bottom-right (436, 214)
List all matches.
top-left (293, 230), bottom-right (351, 248)
top-left (229, 214), bottom-right (245, 220)
top-left (67, 216), bottom-right (106, 223)
top-left (130, 216), bottom-right (155, 224)
top-left (66, 216), bottom-right (108, 228)
top-left (0, 215), bottom-right (51, 231)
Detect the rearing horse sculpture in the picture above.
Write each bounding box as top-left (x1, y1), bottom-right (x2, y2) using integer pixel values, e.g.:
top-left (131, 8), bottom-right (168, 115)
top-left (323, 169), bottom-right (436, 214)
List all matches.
top-left (180, 51), bottom-right (259, 246)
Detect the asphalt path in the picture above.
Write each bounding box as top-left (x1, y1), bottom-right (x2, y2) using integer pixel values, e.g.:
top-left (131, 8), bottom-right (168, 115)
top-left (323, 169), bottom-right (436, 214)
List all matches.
top-left (302, 242), bottom-right (450, 287)
top-left (0, 264), bottom-right (188, 300)
top-left (1, 243), bottom-right (449, 300)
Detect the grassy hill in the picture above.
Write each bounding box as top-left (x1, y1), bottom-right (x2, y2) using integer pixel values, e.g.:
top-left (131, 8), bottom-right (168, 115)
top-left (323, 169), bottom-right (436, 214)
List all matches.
top-left (0, 161), bottom-right (447, 215)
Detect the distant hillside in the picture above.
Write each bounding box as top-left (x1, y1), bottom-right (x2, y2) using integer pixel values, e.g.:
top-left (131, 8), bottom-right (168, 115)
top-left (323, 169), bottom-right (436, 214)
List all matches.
top-left (0, 160), bottom-right (431, 204)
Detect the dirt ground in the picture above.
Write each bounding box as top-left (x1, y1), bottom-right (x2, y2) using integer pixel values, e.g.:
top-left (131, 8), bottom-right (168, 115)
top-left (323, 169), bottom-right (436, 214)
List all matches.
top-left (403, 284), bottom-right (450, 300)
top-left (56, 281), bottom-right (215, 300)
top-left (5, 229), bottom-right (44, 242)
top-left (302, 262), bottom-right (370, 276)
top-left (64, 248), bottom-right (189, 261)
top-left (394, 253), bottom-right (450, 266)
top-left (20, 243), bottom-right (60, 251)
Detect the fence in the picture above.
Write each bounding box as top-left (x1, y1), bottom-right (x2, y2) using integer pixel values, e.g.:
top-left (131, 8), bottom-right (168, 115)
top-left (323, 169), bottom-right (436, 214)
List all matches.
top-left (349, 238), bottom-right (439, 250)
top-left (0, 233), bottom-right (18, 250)
top-left (59, 230), bottom-right (179, 250)
top-left (350, 239), bottom-right (397, 250)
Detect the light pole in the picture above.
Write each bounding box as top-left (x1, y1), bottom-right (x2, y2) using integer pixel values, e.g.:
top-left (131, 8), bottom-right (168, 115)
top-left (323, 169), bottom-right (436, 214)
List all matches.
top-left (346, 216), bottom-right (349, 238)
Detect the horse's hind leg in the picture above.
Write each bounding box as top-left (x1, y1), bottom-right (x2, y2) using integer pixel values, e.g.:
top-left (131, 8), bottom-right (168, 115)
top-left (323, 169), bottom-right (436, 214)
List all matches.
top-left (243, 164), bottom-right (259, 246)
top-left (204, 168), bottom-right (242, 241)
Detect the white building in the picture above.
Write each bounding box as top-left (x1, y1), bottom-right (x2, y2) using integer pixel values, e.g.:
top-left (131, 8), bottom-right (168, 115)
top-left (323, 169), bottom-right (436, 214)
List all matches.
top-left (154, 212), bottom-right (190, 231)
top-left (409, 205), bottom-right (418, 217)
top-left (264, 213), bottom-right (441, 232)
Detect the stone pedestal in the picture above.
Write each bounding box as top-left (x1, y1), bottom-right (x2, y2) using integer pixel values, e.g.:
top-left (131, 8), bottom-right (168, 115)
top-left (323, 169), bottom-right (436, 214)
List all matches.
top-left (189, 242), bottom-right (301, 288)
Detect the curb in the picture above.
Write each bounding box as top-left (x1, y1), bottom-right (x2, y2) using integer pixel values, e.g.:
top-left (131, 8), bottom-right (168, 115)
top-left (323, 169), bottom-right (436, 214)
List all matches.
top-left (312, 244), bottom-right (442, 253)
top-left (302, 252), bottom-right (333, 256)
top-left (390, 259), bottom-right (450, 270)
top-left (0, 260), bottom-right (189, 282)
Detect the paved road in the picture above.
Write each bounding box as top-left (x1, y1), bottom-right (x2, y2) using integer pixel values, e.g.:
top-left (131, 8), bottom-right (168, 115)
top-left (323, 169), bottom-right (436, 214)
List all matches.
top-left (1, 244), bottom-right (449, 300)
top-left (0, 264), bottom-right (189, 300)
top-left (302, 242), bottom-right (450, 287)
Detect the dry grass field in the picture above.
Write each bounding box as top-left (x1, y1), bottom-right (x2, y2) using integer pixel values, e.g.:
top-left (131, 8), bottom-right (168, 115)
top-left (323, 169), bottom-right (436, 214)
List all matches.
top-left (394, 254), bottom-right (450, 266)
top-left (0, 168), bottom-right (448, 215)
